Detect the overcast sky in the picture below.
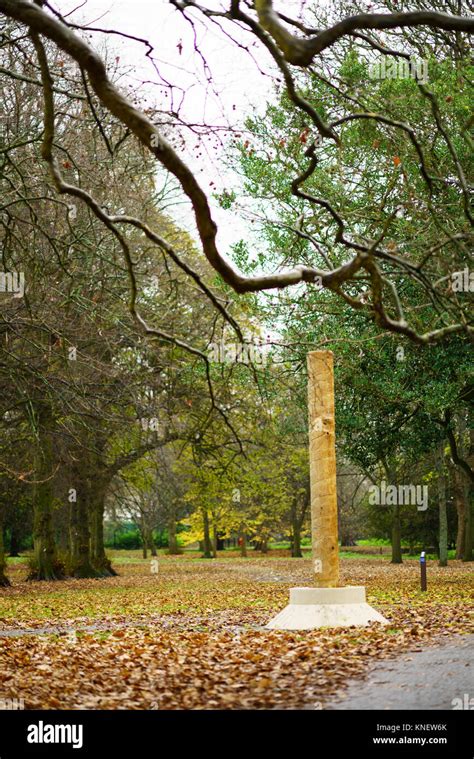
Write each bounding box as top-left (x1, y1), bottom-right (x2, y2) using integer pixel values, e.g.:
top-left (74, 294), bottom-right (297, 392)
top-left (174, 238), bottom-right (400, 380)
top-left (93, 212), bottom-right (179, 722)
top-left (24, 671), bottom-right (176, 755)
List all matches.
top-left (59, 0), bottom-right (285, 252)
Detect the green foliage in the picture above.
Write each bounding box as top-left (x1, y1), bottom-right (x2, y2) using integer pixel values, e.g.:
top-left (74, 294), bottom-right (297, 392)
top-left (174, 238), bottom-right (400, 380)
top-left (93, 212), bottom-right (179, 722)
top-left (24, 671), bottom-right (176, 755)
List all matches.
top-left (106, 529), bottom-right (142, 550)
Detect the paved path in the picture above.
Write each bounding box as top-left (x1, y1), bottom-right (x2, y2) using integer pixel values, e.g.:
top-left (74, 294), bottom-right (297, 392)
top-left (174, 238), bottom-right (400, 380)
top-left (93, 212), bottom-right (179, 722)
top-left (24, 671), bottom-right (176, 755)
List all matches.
top-left (326, 634), bottom-right (474, 710)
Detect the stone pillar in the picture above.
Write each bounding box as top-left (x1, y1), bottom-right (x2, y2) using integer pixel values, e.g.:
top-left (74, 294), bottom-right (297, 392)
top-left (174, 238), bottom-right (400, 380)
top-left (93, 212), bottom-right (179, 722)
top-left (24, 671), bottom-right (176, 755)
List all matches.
top-left (265, 350), bottom-right (388, 630)
top-left (307, 350), bottom-right (339, 587)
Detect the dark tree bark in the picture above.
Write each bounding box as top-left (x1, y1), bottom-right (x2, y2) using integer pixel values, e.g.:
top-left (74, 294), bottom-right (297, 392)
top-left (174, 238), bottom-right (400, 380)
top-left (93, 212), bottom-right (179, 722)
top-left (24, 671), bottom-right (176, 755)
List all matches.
top-left (451, 464), bottom-right (465, 560)
top-left (89, 489), bottom-right (116, 576)
top-left (69, 480), bottom-right (97, 578)
top-left (437, 445), bottom-right (448, 567)
top-left (463, 483), bottom-right (473, 562)
top-left (147, 526), bottom-right (157, 557)
top-left (66, 453), bottom-right (112, 578)
top-left (239, 525), bottom-right (247, 558)
top-left (141, 518), bottom-right (148, 560)
top-left (452, 418), bottom-right (473, 563)
top-left (391, 504), bottom-right (403, 564)
top-left (0, 510), bottom-right (10, 587)
top-left (290, 500), bottom-right (303, 557)
top-left (383, 461), bottom-right (402, 564)
top-left (212, 524), bottom-right (218, 558)
top-left (8, 526), bottom-right (21, 557)
top-left (290, 481), bottom-right (309, 557)
top-left (201, 509), bottom-right (213, 558)
top-left (29, 404), bottom-right (63, 581)
top-left (167, 514), bottom-right (180, 554)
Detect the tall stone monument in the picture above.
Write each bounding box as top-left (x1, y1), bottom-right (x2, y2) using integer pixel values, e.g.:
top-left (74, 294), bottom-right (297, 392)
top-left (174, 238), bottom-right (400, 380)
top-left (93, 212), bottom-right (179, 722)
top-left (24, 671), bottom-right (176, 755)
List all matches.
top-left (267, 350), bottom-right (388, 629)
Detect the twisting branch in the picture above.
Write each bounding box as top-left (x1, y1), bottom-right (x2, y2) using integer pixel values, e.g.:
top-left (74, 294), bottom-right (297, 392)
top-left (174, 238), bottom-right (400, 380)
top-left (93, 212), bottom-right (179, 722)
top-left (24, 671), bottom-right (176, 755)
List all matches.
top-left (0, 0), bottom-right (472, 345)
top-left (254, 1), bottom-right (474, 66)
top-left (0, 0), bottom-right (343, 291)
top-left (437, 410), bottom-right (474, 484)
top-left (29, 28), bottom-right (244, 451)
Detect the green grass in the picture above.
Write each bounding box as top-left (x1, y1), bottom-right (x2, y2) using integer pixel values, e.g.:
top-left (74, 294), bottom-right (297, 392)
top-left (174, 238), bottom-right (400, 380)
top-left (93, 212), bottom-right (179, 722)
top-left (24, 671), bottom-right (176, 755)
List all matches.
top-left (357, 538), bottom-right (391, 547)
top-left (339, 550), bottom-right (386, 560)
top-left (5, 544), bottom-right (456, 567)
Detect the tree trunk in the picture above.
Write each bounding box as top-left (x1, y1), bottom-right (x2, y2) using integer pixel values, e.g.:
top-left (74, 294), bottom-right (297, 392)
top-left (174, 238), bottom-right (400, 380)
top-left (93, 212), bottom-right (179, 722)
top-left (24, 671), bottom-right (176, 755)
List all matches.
top-left (89, 488), bottom-right (116, 576)
top-left (383, 460), bottom-right (402, 565)
top-left (0, 510), bottom-right (10, 587)
top-left (8, 527), bottom-right (21, 557)
top-left (31, 481), bottom-right (60, 579)
top-left (30, 406), bottom-right (62, 580)
top-left (212, 524), bottom-right (217, 558)
top-left (167, 514), bottom-right (180, 554)
top-left (138, 514), bottom-right (149, 559)
top-left (148, 528), bottom-right (157, 557)
top-left (239, 525), bottom-right (247, 558)
top-left (454, 414), bottom-right (473, 562)
top-left (69, 481), bottom-right (98, 578)
top-left (391, 504), bottom-right (403, 564)
top-left (463, 482), bottom-right (473, 562)
top-left (290, 500), bottom-right (303, 557)
top-left (437, 445), bottom-right (448, 567)
top-left (452, 465), bottom-right (465, 559)
top-left (201, 509), bottom-right (213, 558)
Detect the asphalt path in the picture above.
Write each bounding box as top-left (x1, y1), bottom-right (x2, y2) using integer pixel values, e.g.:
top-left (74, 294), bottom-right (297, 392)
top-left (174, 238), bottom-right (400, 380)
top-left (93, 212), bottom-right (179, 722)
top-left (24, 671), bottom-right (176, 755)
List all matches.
top-left (325, 634), bottom-right (474, 710)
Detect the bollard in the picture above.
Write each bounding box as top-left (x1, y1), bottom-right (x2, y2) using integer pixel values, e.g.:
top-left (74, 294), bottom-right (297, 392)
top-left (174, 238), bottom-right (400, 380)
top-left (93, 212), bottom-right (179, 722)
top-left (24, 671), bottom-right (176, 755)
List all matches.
top-left (420, 551), bottom-right (427, 591)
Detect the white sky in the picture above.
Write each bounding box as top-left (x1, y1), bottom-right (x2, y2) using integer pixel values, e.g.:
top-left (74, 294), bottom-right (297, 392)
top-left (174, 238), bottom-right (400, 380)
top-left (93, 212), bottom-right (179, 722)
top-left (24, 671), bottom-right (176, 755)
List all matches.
top-left (58, 0), bottom-right (284, 252)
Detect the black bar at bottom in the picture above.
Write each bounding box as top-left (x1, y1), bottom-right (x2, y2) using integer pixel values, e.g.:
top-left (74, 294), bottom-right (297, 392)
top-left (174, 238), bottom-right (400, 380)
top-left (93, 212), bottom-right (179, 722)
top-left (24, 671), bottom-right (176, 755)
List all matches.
top-left (0, 709), bottom-right (470, 757)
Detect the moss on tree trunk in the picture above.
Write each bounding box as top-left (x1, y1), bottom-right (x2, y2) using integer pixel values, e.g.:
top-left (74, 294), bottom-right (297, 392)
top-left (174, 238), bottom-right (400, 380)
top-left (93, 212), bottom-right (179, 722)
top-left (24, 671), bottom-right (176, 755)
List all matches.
top-left (30, 406), bottom-right (63, 581)
top-left (89, 487), bottom-right (116, 576)
top-left (31, 477), bottom-right (61, 580)
top-left (69, 482), bottom-right (98, 579)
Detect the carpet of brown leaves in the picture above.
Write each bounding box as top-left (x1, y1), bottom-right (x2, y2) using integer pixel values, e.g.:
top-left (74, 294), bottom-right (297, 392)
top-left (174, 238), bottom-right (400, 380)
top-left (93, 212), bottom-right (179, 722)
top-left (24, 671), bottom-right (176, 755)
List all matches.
top-left (0, 554), bottom-right (472, 709)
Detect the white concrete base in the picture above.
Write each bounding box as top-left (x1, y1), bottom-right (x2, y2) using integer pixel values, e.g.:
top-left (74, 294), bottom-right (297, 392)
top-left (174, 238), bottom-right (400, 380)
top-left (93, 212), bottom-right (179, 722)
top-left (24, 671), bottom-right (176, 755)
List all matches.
top-left (266, 586), bottom-right (388, 630)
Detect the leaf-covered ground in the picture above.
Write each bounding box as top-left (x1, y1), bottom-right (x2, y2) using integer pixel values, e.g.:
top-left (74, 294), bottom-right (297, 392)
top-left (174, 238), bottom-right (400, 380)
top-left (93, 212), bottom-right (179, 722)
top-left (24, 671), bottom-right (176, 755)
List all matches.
top-left (0, 553), bottom-right (472, 709)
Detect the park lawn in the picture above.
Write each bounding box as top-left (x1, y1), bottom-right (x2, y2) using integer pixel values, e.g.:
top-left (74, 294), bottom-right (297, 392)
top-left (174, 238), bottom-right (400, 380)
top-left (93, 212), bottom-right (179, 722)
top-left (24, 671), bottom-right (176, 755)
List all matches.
top-left (0, 553), bottom-right (472, 709)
